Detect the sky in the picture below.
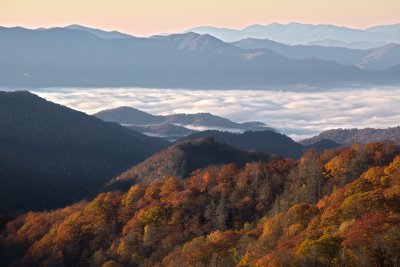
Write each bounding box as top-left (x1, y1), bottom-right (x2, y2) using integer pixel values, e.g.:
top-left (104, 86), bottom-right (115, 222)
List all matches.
top-left (1, 0), bottom-right (399, 36)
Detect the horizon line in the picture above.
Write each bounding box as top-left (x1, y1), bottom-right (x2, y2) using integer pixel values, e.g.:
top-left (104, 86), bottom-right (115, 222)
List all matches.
top-left (2, 21), bottom-right (400, 37)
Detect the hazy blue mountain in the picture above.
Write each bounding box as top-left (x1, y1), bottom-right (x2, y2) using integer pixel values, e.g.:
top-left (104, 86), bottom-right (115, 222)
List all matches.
top-left (232, 38), bottom-right (363, 65)
top-left (150, 32), bottom-right (240, 53)
top-left (187, 22), bottom-right (400, 44)
top-left (355, 44), bottom-right (400, 71)
top-left (1, 26), bottom-right (399, 88)
top-left (304, 39), bottom-right (387, 49)
top-left (94, 107), bottom-right (274, 140)
top-left (300, 127), bottom-right (400, 146)
top-left (232, 39), bottom-right (400, 71)
top-left (233, 38), bottom-right (290, 50)
top-left (65, 24), bottom-right (132, 39)
top-left (0, 91), bottom-right (169, 215)
top-left (367, 23), bottom-right (400, 35)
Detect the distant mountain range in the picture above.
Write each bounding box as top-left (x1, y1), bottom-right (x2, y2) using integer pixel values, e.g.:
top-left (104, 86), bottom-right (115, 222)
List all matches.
top-left (1, 25), bottom-right (400, 88)
top-left (232, 39), bottom-right (400, 71)
top-left (300, 126), bottom-right (400, 146)
top-left (94, 106), bottom-right (274, 140)
top-left (69, 23), bottom-right (400, 71)
top-left (0, 91), bottom-right (168, 215)
top-left (187, 22), bottom-right (400, 45)
top-left (303, 39), bottom-right (387, 50)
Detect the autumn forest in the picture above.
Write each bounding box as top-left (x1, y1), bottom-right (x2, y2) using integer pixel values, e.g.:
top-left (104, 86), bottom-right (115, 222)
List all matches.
top-left (1, 140), bottom-right (399, 267)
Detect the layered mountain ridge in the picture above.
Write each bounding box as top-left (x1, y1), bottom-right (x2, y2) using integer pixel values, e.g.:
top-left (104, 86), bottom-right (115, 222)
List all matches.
top-left (94, 106), bottom-right (274, 140)
top-left (1, 25), bottom-right (400, 88)
top-left (187, 22), bottom-right (400, 44)
top-left (232, 39), bottom-right (400, 71)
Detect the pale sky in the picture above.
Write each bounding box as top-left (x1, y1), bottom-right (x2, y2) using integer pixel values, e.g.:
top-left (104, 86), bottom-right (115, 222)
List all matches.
top-left (1, 0), bottom-right (399, 36)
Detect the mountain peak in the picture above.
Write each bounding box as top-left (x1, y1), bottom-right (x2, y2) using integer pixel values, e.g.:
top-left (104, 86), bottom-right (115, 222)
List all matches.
top-left (154, 32), bottom-right (237, 52)
top-left (65, 24), bottom-right (85, 28)
top-left (65, 24), bottom-right (132, 39)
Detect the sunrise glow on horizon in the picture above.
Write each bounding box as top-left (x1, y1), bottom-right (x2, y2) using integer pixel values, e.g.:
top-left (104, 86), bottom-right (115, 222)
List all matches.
top-left (1, 0), bottom-right (399, 36)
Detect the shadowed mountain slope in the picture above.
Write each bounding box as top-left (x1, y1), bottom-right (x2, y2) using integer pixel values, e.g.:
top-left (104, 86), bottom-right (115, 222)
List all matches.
top-left (0, 91), bottom-right (168, 215)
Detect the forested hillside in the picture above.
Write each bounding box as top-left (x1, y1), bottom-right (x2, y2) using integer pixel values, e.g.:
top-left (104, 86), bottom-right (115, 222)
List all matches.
top-left (0, 91), bottom-right (168, 215)
top-left (1, 141), bottom-right (398, 267)
top-left (108, 137), bottom-right (270, 190)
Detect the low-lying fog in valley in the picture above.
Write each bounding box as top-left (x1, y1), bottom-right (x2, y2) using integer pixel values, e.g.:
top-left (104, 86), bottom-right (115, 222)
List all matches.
top-left (26, 86), bottom-right (400, 140)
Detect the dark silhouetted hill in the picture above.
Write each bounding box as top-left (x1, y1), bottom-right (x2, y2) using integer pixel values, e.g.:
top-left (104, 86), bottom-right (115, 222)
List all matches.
top-left (181, 130), bottom-right (305, 158)
top-left (0, 91), bottom-right (168, 215)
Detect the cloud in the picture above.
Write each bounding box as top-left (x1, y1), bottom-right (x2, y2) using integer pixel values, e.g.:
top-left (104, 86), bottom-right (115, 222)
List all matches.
top-left (32, 87), bottom-right (400, 140)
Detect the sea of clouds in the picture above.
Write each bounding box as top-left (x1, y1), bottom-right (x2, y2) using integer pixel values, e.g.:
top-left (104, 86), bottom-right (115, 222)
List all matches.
top-left (31, 87), bottom-right (400, 140)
